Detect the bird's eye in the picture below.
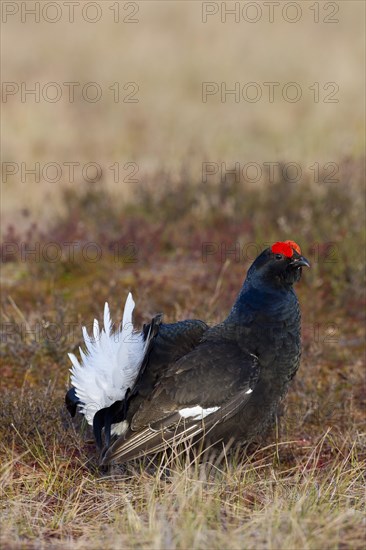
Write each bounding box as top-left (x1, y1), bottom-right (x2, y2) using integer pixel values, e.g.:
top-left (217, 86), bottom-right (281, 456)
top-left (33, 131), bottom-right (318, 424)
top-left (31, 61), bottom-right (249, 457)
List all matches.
top-left (275, 254), bottom-right (283, 260)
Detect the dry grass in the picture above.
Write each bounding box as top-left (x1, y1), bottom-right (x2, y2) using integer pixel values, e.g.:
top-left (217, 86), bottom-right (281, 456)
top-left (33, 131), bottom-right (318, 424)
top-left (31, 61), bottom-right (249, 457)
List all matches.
top-left (1, 161), bottom-right (365, 549)
top-left (1, 385), bottom-right (365, 550)
top-left (1, 2), bottom-right (366, 548)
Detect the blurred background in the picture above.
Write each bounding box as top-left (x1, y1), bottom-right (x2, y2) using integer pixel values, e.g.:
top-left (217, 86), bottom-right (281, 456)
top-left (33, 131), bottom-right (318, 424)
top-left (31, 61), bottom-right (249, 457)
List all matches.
top-left (1, 3), bottom-right (365, 546)
top-left (2, 1), bottom-right (365, 227)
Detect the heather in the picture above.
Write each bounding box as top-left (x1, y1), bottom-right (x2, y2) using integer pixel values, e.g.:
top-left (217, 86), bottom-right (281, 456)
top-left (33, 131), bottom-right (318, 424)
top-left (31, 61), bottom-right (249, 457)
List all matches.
top-left (1, 2), bottom-right (365, 548)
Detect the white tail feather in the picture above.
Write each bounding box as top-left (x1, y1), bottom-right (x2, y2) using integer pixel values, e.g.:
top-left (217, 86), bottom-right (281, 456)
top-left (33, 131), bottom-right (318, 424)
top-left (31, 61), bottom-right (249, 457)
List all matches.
top-left (69, 293), bottom-right (145, 425)
top-left (103, 302), bottom-right (112, 336)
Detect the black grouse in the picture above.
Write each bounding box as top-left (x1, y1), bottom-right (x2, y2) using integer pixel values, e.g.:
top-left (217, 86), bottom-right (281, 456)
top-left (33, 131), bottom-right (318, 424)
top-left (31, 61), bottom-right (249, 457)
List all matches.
top-left (65, 240), bottom-right (310, 464)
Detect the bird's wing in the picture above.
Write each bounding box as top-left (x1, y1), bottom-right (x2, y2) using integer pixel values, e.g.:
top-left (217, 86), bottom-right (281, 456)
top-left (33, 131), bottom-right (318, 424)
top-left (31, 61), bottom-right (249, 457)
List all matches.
top-left (101, 340), bottom-right (259, 464)
top-left (132, 319), bottom-right (209, 398)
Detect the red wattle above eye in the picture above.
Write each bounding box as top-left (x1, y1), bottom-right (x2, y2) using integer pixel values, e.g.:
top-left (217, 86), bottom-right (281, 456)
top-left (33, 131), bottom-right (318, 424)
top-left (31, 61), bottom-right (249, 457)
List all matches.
top-left (271, 240), bottom-right (301, 257)
top-left (271, 242), bottom-right (294, 258)
top-left (285, 240), bottom-right (301, 255)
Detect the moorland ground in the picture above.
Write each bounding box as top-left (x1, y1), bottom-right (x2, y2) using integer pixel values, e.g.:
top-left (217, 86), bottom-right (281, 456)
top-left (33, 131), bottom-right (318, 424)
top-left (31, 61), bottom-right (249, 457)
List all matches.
top-left (1, 3), bottom-right (365, 549)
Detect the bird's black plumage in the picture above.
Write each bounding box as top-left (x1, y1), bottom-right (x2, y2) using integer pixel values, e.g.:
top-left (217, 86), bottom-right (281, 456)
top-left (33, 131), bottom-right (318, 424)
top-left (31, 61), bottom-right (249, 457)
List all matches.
top-left (66, 241), bottom-right (309, 464)
top-left (65, 387), bottom-right (80, 417)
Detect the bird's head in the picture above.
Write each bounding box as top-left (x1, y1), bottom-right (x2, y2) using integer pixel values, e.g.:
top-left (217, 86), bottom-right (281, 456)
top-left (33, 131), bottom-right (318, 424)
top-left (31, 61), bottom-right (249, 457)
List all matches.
top-left (247, 240), bottom-right (310, 290)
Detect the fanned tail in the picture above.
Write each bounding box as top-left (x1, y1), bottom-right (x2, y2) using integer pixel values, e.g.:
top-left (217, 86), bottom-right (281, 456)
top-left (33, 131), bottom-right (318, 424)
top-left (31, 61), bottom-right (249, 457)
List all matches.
top-left (68, 293), bottom-right (145, 425)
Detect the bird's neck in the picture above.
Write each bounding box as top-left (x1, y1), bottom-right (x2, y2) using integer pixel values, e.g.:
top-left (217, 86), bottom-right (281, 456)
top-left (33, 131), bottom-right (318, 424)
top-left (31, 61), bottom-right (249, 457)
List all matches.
top-left (227, 278), bottom-right (298, 326)
top-left (221, 280), bottom-right (301, 364)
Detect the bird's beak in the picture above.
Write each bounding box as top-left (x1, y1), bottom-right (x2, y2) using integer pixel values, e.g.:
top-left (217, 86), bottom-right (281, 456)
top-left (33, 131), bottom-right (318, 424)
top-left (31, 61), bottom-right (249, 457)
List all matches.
top-left (291, 255), bottom-right (311, 268)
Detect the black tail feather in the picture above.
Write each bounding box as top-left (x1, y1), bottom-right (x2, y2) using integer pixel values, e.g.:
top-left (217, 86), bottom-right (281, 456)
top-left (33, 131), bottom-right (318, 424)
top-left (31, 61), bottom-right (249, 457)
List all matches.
top-left (65, 387), bottom-right (81, 417)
